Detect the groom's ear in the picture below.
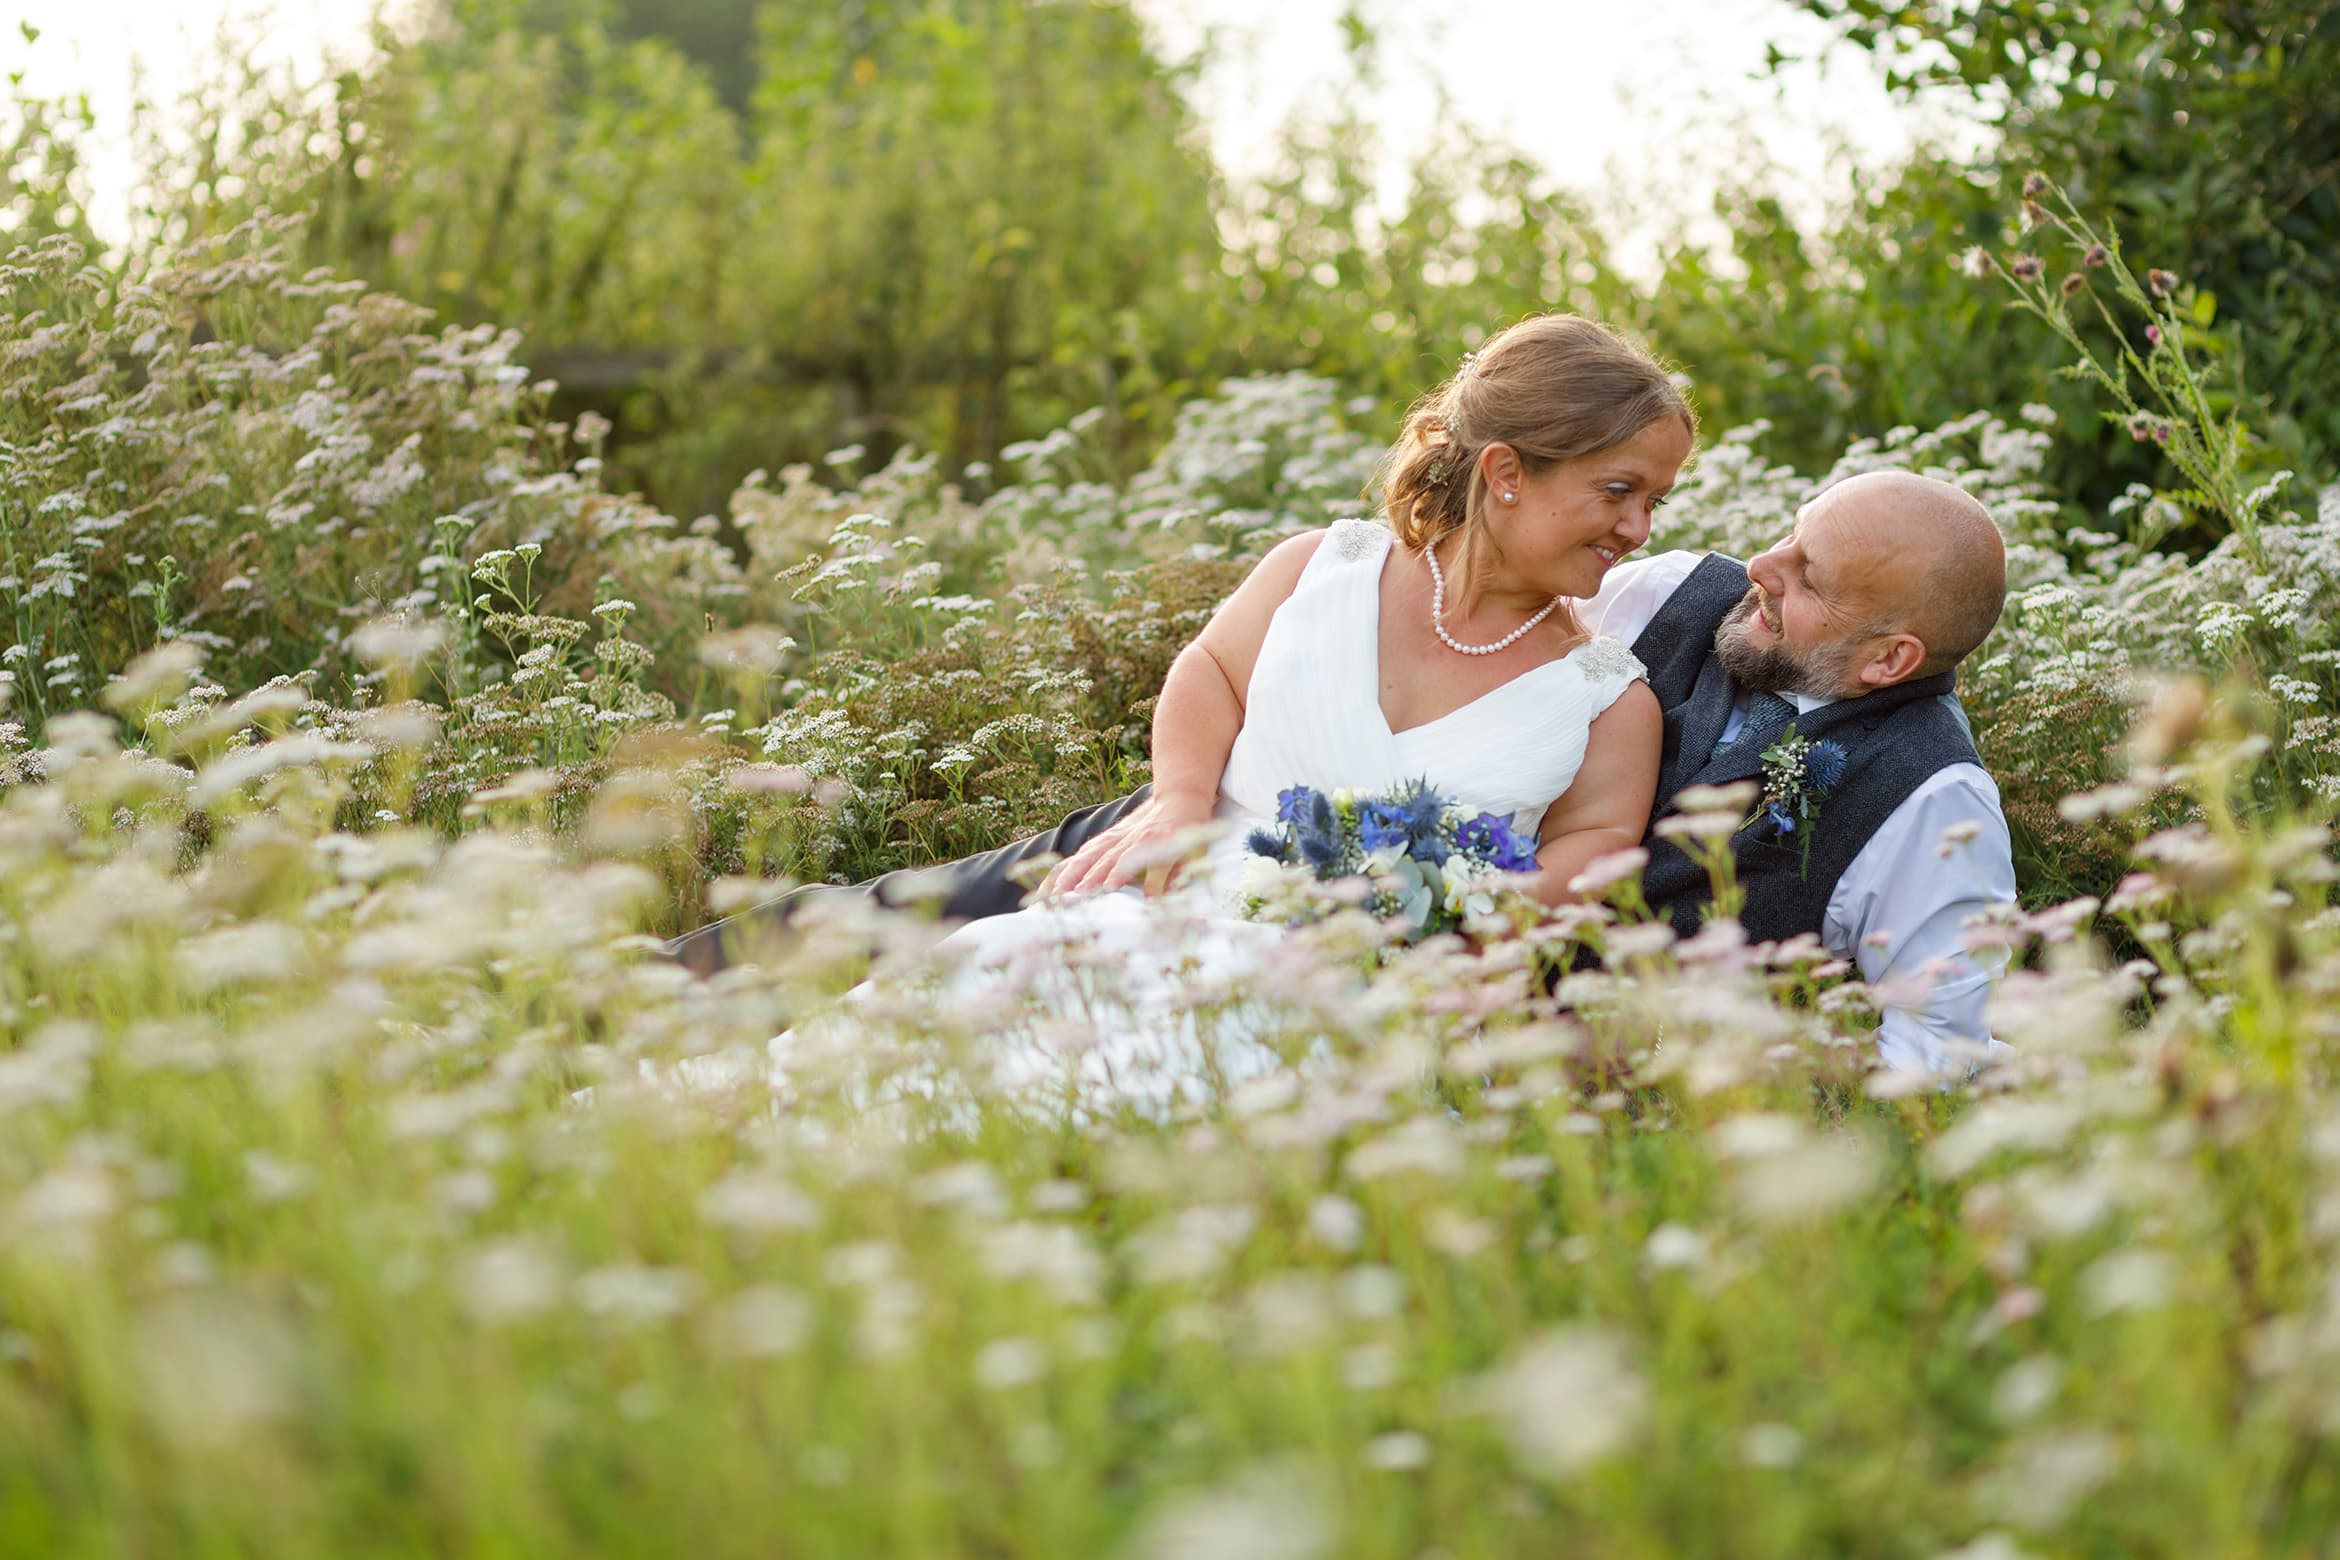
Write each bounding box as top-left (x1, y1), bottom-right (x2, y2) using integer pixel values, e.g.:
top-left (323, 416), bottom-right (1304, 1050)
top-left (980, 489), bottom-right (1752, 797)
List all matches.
top-left (1860, 631), bottom-right (1929, 689)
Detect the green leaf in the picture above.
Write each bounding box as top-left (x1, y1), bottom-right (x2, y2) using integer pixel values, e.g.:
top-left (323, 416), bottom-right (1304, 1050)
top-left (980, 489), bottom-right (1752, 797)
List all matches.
top-left (2192, 291), bottom-right (2217, 327)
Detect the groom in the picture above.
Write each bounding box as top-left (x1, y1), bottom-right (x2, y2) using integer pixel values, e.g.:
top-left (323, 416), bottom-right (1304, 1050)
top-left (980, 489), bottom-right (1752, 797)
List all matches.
top-left (672, 469), bottom-right (2017, 1073)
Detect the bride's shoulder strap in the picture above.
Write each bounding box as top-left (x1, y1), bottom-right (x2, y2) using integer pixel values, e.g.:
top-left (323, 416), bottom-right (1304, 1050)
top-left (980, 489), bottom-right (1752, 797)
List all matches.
top-left (1574, 634), bottom-right (1649, 716)
top-left (1309, 517), bottom-right (1393, 575)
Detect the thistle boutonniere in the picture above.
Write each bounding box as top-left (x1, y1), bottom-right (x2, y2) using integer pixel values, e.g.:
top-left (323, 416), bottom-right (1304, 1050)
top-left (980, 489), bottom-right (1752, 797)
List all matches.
top-left (1746, 725), bottom-right (1850, 877)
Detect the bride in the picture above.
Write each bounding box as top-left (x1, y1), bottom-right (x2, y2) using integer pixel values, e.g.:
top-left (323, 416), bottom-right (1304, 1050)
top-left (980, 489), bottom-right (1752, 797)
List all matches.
top-left (780, 314), bottom-right (1692, 1113)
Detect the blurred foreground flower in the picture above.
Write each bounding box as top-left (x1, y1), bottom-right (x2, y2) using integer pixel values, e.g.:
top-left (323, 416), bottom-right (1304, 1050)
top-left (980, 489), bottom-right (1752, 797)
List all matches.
top-left (1460, 1325), bottom-right (1648, 1477)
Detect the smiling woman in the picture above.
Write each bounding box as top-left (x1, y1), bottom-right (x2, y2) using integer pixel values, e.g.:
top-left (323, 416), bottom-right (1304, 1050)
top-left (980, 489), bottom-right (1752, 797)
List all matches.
top-left (1379, 314), bottom-right (1697, 611)
top-left (1039, 312), bottom-right (1693, 911)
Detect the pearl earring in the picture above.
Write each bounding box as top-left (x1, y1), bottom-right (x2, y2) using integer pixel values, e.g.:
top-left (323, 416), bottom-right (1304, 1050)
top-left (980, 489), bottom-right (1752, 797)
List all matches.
top-left (1501, 491), bottom-right (1516, 503)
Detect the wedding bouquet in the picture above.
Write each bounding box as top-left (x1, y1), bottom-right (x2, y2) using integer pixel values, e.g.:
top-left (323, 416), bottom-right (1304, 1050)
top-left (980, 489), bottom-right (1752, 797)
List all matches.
top-left (1240, 778), bottom-right (1543, 940)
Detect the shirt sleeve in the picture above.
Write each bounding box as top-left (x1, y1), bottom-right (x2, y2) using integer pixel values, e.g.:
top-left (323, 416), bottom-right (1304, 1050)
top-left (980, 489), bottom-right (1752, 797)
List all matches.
top-left (1820, 762), bottom-right (2017, 1073)
top-left (1580, 551), bottom-right (1704, 645)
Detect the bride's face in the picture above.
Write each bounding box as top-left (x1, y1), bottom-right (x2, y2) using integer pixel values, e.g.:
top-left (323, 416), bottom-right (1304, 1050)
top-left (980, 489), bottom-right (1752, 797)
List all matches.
top-left (1482, 418), bottom-right (1691, 601)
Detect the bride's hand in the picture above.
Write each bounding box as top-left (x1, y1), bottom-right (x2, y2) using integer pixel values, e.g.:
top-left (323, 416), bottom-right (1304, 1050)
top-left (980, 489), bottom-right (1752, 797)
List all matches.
top-left (1040, 795), bottom-right (1215, 898)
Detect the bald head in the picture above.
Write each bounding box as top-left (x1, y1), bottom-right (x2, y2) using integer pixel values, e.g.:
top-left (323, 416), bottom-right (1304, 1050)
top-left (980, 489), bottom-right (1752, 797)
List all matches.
top-left (1809, 471), bottom-right (2007, 677)
top-left (1727, 471), bottom-right (2007, 701)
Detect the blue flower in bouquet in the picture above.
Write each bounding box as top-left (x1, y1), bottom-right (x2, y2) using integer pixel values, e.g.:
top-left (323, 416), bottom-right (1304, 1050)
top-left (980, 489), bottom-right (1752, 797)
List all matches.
top-left (1241, 777), bottom-right (1538, 943)
top-left (1456, 811), bottom-right (1540, 873)
top-left (1256, 785), bottom-right (1351, 871)
top-left (1357, 802), bottom-right (1411, 852)
top-left (1383, 779), bottom-right (1451, 864)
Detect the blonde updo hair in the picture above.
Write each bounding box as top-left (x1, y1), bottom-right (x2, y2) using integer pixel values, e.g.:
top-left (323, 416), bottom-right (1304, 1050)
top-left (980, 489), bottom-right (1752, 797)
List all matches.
top-left (1379, 314), bottom-right (1696, 553)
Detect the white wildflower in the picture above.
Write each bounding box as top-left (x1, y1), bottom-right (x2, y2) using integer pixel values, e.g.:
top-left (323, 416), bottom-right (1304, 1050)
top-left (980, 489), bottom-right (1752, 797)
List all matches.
top-left (708, 1285), bottom-right (816, 1358)
top-left (133, 1291), bottom-right (297, 1443)
top-left (574, 1265), bottom-right (701, 1328)
top-left (1643, 1223), bottom-right (1709, 1271)
top-left (1712, 1115), bottom-right (1882, 1225)
top-left (242, 1151), bottom-right (312, 1205)
top-left (972, 1336), bottom-right (1048, 1390)
top-left (978, 1221), bottom-right (1105, 1307)
top-left (2081, 1248), bottom-right (2179, 1314)
top-left (1978, 1429), bottom-right (2122, 1529)
top-left (1992, 1356), bottom-right (2064, 1425)
top-left (1927, 1100), bottom-right (2082, 1179)
top-left (455, 1237), bottom-right (565, 1324)
top-left (1127, 1204), bottom-right (1257, 1286)
top-left (1345, 1117), bottom-right (1464, 1181)
top-left (701, 1170), bottom-right (820, 1234)
top-left (1466, 1325), bottom-right (1649, 1477)
top-left (101, 639), bottom-right (204, 710)
top-left (1739, 1422), bottom-right (1804, 1468)
top-left (1361, 1431), bottom-right (1432, 1471)
top-left (349, 616), bottom-right (447, 670)
top-left (1126, 1461), bottom-right (1334, 1560)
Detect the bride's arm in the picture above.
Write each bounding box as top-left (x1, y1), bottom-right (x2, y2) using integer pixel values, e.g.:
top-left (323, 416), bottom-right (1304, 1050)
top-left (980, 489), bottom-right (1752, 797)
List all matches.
top-left (1044, 529), bottom-right (1330, 895)
top-left (1528, 682), bottom-right (1662, 906)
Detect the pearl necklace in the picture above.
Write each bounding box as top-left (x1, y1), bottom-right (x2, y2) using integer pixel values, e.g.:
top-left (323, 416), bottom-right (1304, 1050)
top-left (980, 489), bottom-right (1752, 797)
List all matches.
top-left (1424, 541), bottom-right (1567, 656)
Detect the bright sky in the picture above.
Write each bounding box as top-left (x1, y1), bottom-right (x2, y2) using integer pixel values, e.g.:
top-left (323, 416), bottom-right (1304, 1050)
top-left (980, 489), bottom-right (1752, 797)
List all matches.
top-left (9, 0), bottom-right (1986, 261)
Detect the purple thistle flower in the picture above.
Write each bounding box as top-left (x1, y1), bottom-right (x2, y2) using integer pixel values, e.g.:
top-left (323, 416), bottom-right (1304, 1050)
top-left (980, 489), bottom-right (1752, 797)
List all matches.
top-left (1246, 827), bottom-right (1289, 860)
top-left (1805, 740), bottom-right (1849, 794)
top-left (1296, 828), bottom-right (1343, 872)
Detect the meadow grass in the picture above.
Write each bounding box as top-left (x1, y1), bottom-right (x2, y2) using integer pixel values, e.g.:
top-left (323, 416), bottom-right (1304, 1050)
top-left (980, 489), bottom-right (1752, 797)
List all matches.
top-left (5, 217), bottom-right (2340, 1556)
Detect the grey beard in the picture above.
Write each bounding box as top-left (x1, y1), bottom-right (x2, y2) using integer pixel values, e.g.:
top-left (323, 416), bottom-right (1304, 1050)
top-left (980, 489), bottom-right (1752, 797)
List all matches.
top-left (1712, 588), bottom-right (1862, 699)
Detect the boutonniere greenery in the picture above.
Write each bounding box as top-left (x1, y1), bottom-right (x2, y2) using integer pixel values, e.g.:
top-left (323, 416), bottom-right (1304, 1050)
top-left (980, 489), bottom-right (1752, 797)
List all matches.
top-left (1745, 725), bottom-right (1850, 877)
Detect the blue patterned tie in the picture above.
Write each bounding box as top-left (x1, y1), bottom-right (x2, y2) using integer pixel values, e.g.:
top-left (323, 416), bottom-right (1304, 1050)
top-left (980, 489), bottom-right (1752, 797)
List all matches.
top-left (1709, 691), bottom-right (1797, 766)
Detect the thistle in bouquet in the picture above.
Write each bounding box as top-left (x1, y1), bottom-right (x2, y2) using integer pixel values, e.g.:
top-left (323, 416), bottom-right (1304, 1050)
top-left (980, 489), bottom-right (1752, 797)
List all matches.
top-left (1241, 778), bottom-right (1544, 943)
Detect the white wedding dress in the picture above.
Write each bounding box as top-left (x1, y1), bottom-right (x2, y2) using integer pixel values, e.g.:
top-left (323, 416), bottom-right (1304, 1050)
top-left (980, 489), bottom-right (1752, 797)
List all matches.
top-left (781, 518), bottom-right (1647, 1114)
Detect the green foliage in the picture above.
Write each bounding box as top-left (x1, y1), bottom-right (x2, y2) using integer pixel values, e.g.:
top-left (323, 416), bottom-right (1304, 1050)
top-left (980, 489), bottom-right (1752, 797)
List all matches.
top-left (1795, 0), bottom-right (2340, 464)
top-left (38, 0), bottom-right (2322, 544)
top-left (1977, 175), bottom-right (2298, 562)
top-left (0, 218), bottom-right (731, 733)
top-left (0, 25), bottom-right (101, 254)
top-left (150, 0), bottom-right (1226, 516)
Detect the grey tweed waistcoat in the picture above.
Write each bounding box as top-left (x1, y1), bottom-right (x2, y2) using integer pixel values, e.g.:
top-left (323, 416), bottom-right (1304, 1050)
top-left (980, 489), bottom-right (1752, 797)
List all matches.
top-left (1623, 554), bottom-right (1983, 944)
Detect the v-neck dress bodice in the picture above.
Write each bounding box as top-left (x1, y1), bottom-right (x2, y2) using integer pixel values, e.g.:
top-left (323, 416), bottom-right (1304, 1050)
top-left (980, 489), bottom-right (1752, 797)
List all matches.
top-left (1210, 517), bottom-right (1646, 865)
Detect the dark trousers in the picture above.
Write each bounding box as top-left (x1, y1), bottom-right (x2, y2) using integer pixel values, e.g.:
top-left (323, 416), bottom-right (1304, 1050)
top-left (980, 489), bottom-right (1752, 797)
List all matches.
top-left (665, 785), bottom-right (1156, 975)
